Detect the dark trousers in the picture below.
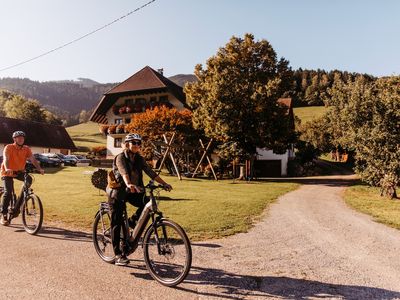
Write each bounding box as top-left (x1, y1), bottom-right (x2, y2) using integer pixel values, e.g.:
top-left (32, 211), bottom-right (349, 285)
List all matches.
top-left (1, 174), bottom-right (33, 215)
top-left (108, 189), bottom-right (149, 256)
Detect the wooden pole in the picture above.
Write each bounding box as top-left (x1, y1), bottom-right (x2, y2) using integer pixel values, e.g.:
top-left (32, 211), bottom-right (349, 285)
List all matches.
top-left (199, 139), bottom-right (217, 181)
top-left (155, 132), bottom-right (175, 173)
top-left (163, 134), bottom-right (181, 180)
top-left (192, 138), bottom-right (213, 178)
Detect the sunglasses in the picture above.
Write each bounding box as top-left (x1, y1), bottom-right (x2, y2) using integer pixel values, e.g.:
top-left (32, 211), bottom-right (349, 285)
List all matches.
top-left (129, 141), bottom-right (142, 146)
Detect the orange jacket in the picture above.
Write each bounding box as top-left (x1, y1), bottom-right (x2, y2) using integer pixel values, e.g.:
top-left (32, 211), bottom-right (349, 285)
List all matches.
top-left (1, 143), bottom-right (32, 177)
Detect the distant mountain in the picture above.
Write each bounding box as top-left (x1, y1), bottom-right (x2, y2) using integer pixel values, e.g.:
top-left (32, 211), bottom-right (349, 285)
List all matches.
top-left (0, 74), bottom-right (196, 118)
top-left (169, 74), bottom-right (197, 87)
top-left (0, 77), bottom-right (115, 116)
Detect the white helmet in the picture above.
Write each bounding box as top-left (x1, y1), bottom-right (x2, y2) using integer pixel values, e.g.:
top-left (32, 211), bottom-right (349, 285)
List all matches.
top-left (125, 133), bottom-right (142, 143)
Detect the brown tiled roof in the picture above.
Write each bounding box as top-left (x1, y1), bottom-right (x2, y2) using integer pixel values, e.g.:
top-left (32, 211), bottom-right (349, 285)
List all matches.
top-left (0, 117), bottom-right (76, 150)
top-left (90, 66), bottom-right (186, 124)
top-left (277, 98), bottom-right (292, 108)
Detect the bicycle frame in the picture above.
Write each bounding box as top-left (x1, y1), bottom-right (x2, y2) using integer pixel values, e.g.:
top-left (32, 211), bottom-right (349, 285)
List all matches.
top-left (99, 183), bottom-right (167, 255)
top-left (6, 172), bottom-right (33, 220)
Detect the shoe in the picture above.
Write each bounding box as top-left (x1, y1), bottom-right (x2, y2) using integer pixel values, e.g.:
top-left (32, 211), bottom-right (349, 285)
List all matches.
top-left (115, 255), bottom-right (129, 266)
top-left (0, 215), bottom-right (9, 226)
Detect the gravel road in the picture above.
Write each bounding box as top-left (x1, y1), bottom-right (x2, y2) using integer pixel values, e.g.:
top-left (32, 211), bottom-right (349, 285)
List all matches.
top-left (1, 175), bottom-right (400, 299)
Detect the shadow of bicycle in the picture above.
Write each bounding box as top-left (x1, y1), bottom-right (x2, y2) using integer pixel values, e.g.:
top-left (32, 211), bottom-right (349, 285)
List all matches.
top-left (130, 264), bottom-right (400, 299)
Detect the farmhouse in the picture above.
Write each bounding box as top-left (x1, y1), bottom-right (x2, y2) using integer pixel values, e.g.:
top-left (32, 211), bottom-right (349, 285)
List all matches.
top-left (254, 98), bottom-right (295, 177)
top-left (0, 116), bottom-right (76, 155)
top-left (90, 66), bottom-right (186, 157)
top-left (90, 66), bottom-right (294, 176)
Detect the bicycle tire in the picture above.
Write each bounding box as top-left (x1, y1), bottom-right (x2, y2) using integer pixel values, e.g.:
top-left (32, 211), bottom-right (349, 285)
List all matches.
top-left (93, 210), bottom-right (115, 264)
top-left (21, 194), bottom-right (43, 235)
top-left (143, 219), bottom-right (192, 287)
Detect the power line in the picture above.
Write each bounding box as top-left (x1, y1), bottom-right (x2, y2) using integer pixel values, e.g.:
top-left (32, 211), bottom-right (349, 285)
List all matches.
top-left (0, 0), bottom-right (156, 73)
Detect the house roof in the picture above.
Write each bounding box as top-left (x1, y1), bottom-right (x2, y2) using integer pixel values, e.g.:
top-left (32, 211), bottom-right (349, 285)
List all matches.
top-left (90, 66), bottom-right (186, 124)
top-left (0, 117), bottom-right (76, 150)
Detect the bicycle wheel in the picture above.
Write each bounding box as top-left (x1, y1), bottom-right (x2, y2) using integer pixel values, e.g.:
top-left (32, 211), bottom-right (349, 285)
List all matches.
top-left (143, 219), bottom-right (192, 287)
top-left (93, 210), bottom-right (115, 263)
top-left (21, 194), bottom-right (43, 235)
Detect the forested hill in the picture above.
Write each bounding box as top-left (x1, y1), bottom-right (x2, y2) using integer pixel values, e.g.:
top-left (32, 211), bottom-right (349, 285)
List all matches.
top-left (0, 77), bottom-right (115, 115)
top-left (0, 74), bottom-right (197, 118)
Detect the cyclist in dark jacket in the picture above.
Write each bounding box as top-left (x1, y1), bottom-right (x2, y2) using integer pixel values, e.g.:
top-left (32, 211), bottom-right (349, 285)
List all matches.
top-left (107, 133), bottom-right (172, 266)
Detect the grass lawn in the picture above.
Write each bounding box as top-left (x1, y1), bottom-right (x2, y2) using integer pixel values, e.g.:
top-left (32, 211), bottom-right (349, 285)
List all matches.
top-left (344, 184), bottom-right (400, 230)
top-left (21, 167), bottom-right (299, 241)
top-left (66, 121), bottom-right (106, 152)
top-left (293, 106), bottom-right (328, 125)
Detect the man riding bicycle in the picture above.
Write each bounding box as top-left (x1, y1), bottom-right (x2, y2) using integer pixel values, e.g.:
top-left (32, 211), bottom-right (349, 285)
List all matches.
top-left (107, 133), bottom-right (172, 266)
top-left (0, 131), bottom-right (44, 225)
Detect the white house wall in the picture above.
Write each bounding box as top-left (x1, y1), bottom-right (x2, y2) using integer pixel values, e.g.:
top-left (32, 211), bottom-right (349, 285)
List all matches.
top-left (106, 135), bottom-right (124, 158)
top-left (256, 148), bottom-right (289, 176)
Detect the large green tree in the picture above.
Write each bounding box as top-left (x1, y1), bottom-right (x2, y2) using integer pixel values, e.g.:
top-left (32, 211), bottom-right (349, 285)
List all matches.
top-left (326, 76), bottom-right (400, 197)
top-left (184, 33), bottom-right (295, 160)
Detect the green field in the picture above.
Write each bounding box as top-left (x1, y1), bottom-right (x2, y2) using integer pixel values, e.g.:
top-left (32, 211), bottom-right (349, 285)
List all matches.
top-left (345, 184), bottom-right (400, 230)
top-left (293, 106), bottom-right (328, 124)
top-left (66, 122), bottom-right (106, 152)
top-left (21, 167), bottom-right (299, 240)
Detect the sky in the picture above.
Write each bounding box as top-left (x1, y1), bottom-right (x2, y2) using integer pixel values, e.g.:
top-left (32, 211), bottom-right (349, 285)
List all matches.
top-left (0, 0), bottom-right (399, 83)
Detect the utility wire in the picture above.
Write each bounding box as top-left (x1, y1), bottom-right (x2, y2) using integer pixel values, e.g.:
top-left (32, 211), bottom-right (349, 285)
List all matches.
top-left (0, 0), bottom-right (156, 72)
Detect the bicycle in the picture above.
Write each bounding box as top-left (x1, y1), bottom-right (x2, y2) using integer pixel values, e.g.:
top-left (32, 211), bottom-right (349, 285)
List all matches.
top-left (92, 180), bottom-right (192, 287)
top-left (0, 170), bottom-right (44, 235)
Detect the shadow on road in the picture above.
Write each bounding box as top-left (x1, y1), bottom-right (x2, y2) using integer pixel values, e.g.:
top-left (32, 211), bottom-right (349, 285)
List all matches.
top-left (37, 226), bottom-right (92, 242)
top-left (169, 265), bottom-right (400, 299)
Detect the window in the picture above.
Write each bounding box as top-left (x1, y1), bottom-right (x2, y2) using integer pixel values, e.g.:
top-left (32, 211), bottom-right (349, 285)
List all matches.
top-left (159, 95), bottom-right (168, 103)
top-left (114, 138), bottom-right (122, 148)
top-left (115, 118), bottom-right (123, 125)
top-left (125, 98), bottom-right (134, 106)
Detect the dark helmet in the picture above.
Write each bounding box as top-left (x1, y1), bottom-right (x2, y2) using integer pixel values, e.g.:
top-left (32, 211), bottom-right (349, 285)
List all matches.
top-left (12, 131), bottom-right (26, 138)
top-left (124, 133), bottom-right (142, 143)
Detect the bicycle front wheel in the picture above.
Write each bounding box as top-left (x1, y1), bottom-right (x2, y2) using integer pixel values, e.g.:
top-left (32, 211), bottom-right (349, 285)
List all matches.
top-left (143, 219), bottom-right (192, 287)
top-left (21, 194), bottom-right (43, 235)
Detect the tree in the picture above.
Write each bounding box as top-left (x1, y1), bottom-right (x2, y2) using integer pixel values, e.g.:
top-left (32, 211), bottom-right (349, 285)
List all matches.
top-left (326, 76), bottom-right (400, 198)
top-left (125, 106), bottom-right (202, 160)
top-left (184, 33), bottom-right (295, 160)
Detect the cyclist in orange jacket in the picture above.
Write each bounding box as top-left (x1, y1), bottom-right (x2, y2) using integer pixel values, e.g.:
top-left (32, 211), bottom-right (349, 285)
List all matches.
top-left (0, 131), bottom-right (44, 225)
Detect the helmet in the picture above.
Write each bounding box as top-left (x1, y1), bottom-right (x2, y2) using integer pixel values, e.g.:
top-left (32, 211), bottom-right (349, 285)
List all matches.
top-left (124, 133), bottom-right (142, 143)
top-left (12, 131), bottom-right (26, 138)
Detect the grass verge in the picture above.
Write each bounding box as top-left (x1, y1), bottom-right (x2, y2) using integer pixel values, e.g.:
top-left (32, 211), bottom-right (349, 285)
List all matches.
top-left (21, 167), bottom-right (299, 241)
top-left (344, 184), bottom-right (400, 230)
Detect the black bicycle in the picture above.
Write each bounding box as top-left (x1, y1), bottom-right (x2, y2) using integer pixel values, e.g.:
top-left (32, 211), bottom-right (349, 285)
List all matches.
top-left (92, 181), bottom-right (192, 287)
top-left (0, 170), bottom-right (44, 235)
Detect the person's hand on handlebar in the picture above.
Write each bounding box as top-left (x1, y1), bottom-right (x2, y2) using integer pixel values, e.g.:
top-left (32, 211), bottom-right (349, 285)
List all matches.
top-left (127, 184), bottom-right (143, 193)
top-left (163, 183), bottom-right (172, 192)
top-left (5, 169), bottom-right (13, 176)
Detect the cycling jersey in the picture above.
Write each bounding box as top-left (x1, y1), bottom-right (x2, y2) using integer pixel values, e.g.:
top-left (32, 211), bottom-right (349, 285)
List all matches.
top-left (0, 143), bottom-right (32, 177)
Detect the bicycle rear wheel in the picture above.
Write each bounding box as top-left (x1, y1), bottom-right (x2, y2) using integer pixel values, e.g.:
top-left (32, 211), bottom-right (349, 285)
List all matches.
top-left (143, 219), bottom-right (192, 287)
top-left (21, 194), bottom-right (43, 235)
top-left (93, 210), bottom-right (115, 263)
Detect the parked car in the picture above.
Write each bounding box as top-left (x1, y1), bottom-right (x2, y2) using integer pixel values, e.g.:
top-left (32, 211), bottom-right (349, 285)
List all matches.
top-left (66, 155), bottom-right (91, 166)
top-left (33, 153), bottom-right (62, 168)
top-left (49, 153), bottom-right (77, 166)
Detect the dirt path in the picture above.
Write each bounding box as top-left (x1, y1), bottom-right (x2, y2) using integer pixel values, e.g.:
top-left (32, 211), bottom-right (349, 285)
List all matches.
top-left (1, 175), bottom-right (400, 299)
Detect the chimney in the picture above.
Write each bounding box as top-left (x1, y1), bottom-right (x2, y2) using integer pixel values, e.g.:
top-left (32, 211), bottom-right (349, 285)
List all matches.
top-left (157, 68), bottom-right (164, 75)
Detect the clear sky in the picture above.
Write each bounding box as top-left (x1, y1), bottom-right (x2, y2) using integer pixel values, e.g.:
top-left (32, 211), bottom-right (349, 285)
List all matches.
top-left (0, 0), bottom-right (399, 83)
